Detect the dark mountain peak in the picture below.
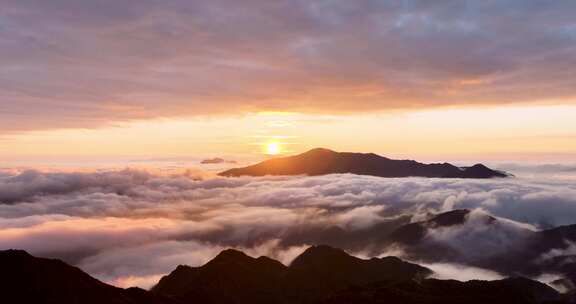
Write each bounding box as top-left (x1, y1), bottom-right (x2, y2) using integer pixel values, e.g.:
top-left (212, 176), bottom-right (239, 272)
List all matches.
top-left (283, 245), bottom-right (432, 303)
top-left (428, 209), bottom-right (471, 227)
top-left (219, 148), bottom-right (510, 178)
top-left (0, 249), bottom-right (174, 304)
top-left (526, 224), bottom-right (576, 261)
top-left (174, 264), bottom-right (192, 271)
top-left (256, 255), bottom-right (286, 267)
top-left (201, 157), bottom-right (237, 164)
top-left (540, 223), bottom-right (576, 238)
top-left (471, 163), bottom-right (489, 169)
top-left (301, 244), bottom-right (349, 256)
top-left (153, 249), bottom-right (287, 303)
top-left (290, 245), bottom-right (352, 267)
top-left (205, 249), bottom-right (286, 270)
top-left (288, 245), bottom-right (432, 279)
top-left (388, 209), bottom-right (473, 245)
top-left (458, 164), bottom-right (509, 178)
top-left (386, 209), bottom-right (508, 256)
top-left (427, 209), bottom-right (500, 228)
top-left (210, 248), bottom-right (252, 263)
top-left (168, 264), bottom-right (196, 278)
top-left (490, 277), bottom-right (562, 302)
top-left (0, 249), bottom-right (33, 259)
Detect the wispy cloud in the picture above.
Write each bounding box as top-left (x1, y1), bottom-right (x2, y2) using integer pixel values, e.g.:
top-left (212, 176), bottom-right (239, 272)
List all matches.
top-left (2, 0), bottom-right (576, 132)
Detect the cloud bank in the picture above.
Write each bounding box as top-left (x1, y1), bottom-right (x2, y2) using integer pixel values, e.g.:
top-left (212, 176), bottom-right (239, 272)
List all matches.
top-left (2, 0), bottom-right (576, 132)
top-left (1, 168), bottom-right (576, 287)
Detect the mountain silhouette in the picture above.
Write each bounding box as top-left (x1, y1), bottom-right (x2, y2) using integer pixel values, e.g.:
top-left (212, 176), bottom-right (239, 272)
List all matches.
top-left (219, 148), bottom-right (509, 178)
top-left (1, 247), bottom-right (571, 304)
top-left (152, 245), bottom-right (568, 304)
top-left (382, 209), bottom-right (576, 289)
top-left (0, 249), bottom-right (177, 304)
top-left (201, 157), bottom-right (237, 164)
top-left (152, 249), bottom-right (287, 304)
top-left (282, 245), bottom-right (432, 303)
top-left (153, 245), bottom-right (431, 304)
top-left (321, 277), bottom-right (562, 304)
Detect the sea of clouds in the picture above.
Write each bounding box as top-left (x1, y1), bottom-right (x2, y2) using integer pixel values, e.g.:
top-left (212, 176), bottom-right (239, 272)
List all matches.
top-left (1, 166), bottom-right (576, 288)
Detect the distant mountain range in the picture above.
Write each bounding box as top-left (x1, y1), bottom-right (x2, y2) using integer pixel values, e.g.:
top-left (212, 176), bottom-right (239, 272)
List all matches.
top-left (220, 148), bottom-right (510, 178)
top-left (2, 245), bottom-right (571, 304)
top-left (201, 157), bottom-right (237, 164)
top-left (378, 209), bottom-right (576, 291)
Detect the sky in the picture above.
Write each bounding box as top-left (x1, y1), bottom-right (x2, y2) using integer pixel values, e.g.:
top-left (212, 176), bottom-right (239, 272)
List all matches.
top-left (1, 0), bottom-right (576, 161)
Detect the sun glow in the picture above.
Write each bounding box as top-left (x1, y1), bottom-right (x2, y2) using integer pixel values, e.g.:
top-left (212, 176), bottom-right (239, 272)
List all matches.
top-left (266, 142), bottom-right (281, 155)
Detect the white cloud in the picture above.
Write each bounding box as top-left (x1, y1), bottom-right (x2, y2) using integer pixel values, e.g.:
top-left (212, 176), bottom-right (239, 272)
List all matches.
top-left (423, 209), bottom-right (536, 262)
top-left (423, 262), bottom-right (505, 282)
top-left (1, 168), bottom-right (576, 287)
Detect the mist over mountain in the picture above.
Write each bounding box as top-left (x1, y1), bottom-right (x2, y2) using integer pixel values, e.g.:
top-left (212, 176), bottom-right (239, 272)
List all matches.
top-left (381, 209), bottom-right (576, 281)
top-left (220, 148), bottom-right (510, 179)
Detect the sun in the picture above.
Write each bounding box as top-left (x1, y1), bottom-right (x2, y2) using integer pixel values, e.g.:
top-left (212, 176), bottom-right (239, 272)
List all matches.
top-left (266, 142), bottom-right (281, 155)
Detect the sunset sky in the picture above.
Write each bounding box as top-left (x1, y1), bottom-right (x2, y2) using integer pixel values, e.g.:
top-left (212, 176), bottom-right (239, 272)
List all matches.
top-left (2, 1), bottom-right (576, 162)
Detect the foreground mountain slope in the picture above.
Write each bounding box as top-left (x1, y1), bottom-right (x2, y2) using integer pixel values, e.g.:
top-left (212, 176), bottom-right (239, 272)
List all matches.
top-left (219, 148), bottom-right (509, 178)
top-left (152, 246), bottom-right (431, 304)
top-left (152, 245), bottom-right (566, 304)
top-left (1, 246), bottom-right (569, 304)
top-left (282, 245), bottom-right (432, 303)
top-left (152, 249), bottom-right (287, 304)
top-left (0, 249), bottom-right (177, 304)
top-left (322, 277), bottom-right (563, 304)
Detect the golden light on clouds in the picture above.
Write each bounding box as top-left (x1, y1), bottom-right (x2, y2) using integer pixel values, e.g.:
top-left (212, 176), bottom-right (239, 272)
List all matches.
top-left (0, 105), bottom-right (575, 162)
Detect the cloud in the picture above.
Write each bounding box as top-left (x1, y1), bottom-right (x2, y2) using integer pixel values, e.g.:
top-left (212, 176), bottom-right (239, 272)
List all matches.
top-left (2, 168), bottom-right (576, 287)
top-left (422, 209), bottom-right (536, 262)
top-left (423, 262), bottom-right (505, 282)
top-left (2, 0), bottom-right (576, 132)
top-left (538, 241), bottom-right (576, 262)
top-left (494, 163), bottom-right (576, 180)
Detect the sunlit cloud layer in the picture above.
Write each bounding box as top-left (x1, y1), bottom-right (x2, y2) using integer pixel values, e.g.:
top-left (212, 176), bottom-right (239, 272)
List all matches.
top-left (1, 168), bottom-right (576, 287)
top-left (2, 0), bottom-right (576, 133)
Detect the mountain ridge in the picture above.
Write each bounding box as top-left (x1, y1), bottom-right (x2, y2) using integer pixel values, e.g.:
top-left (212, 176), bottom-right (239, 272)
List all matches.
top-left (0, 249), bottom-right (178, 304)
top-left (0, 246), bottom-right (570, 304)
top-left (219, 148), bottom-right (510, 179)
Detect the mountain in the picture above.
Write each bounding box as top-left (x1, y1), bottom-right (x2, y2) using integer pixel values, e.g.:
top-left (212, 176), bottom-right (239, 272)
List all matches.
top-left (152, 249), bottom-right (287, 304)
top-left (382, 209), bottom-right (576, 288)
top-left (153, 245), bottom-right (431, 304)
top-left (0, 249), bottom-right (177, 304)
top-left (282, 245), bottom-right (432, 303)
top-left (219, 148), bottom-right (509, 178)
top-left (0, 247), bottom-right (570, 304)
top-left (321, 277), bottom-right (563, 304)
top-left (201, 157), bottom-right (237, 164)
top-left (382, 209), bottom-right (520, 263)
top-left (152, 245), bottom-right (568, 304)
